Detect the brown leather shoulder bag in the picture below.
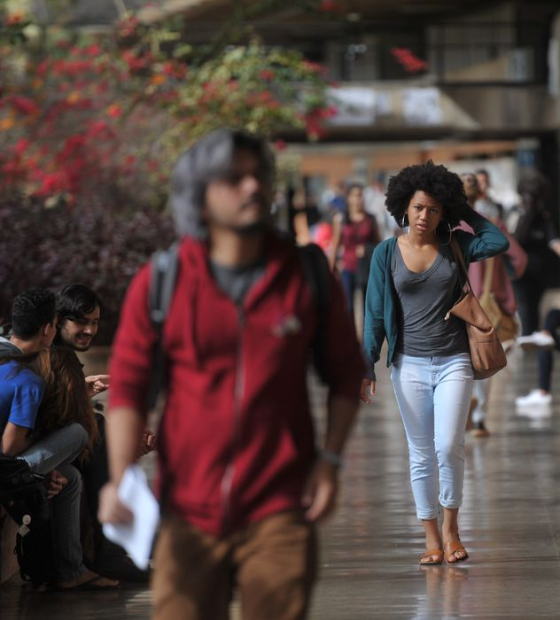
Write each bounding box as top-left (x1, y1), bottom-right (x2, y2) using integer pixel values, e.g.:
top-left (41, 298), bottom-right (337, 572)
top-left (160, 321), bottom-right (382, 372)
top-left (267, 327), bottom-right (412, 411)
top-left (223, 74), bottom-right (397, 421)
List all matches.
top-left (446, 238), bottom-right (507, 380)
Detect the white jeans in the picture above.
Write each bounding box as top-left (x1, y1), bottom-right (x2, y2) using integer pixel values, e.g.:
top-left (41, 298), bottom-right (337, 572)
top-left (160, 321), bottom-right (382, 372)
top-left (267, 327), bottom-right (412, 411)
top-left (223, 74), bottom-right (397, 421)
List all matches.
top-left (391, 353), bottom-right (474, 520)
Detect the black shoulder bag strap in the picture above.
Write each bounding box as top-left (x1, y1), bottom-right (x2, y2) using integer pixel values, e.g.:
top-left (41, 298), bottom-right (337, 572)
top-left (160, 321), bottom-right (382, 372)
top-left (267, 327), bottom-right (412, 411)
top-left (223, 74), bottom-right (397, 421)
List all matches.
top-left (298, 243), bottom-right (332, 383)
top-left (147, 242), bottom-right (180, 512)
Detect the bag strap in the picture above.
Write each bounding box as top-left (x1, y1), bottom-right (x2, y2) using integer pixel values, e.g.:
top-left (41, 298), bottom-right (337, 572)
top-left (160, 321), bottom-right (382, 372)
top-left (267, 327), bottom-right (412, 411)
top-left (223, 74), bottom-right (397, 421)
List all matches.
top-left (450, 237), bottom-right (474, 294)
top-left (147, 241), bottom-right (332, 400)
top-left (482, 257), bottom-right (495, 297)
top-left (147, 241), bottom-right (180, 411)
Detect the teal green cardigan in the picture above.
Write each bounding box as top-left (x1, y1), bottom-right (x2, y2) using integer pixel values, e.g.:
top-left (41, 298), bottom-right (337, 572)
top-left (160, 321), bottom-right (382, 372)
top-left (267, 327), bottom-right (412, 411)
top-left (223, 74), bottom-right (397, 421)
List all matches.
top-left (363, 209), bottom-right (509, 381)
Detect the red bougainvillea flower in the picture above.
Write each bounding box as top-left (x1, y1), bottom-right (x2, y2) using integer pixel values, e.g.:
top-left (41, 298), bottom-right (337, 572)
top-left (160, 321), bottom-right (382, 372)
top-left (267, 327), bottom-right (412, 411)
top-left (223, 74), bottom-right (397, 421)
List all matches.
top-left (302, 60), bottom-right (326, 75)
top-left (84, 44), bottom-right (103, 57)
top-left (117, 15), bottom-right (139, 39)
top-left (259, 69), bottom-right (275, 81)
top-left (391, 47), bottom-right (428, 73)
top-left (319, 0), bottom-right (341, 13)
top-left (106, 103), bottom-right (123, 118)
top-left (14, 139), bottom-right (30, 155)
top-left (10, 96), bottom-right (39, 116)
top-left (87, 120), bottom-right (115, 139)
top-left (6, 12), bottom-right (25, 26)
top-left (38, 171), bottom-right (70, 196)
top-left (274, 139), bottom-right (287, 151)
top-left (55, 39), bottom-right (72, 50)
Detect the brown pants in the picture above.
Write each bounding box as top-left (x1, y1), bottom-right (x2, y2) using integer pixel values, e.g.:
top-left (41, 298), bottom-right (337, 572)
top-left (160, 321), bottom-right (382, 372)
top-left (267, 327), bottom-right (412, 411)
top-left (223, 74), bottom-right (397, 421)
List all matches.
top-left (152, 511), bottom-right (318, 620)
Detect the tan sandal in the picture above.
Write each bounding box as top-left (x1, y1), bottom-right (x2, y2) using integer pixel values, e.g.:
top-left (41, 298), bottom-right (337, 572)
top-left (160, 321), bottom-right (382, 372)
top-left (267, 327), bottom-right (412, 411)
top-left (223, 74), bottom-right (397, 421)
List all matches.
top-left (444, 539), bottom-right (469, 564)
top-left (419, 548), bottom-right (444, 565)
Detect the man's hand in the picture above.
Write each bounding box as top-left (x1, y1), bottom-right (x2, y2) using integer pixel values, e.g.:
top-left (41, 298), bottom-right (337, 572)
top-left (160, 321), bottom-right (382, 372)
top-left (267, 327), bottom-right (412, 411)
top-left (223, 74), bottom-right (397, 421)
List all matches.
top-left (85, 374), bottom-right (110, 398)
top-left (302, 460), bottom-right (339, 523)
top-left (136, 429), bottom-right (156, 459)
top-left (45, 470), bottom-right (68, 500)
top-left (360, 379), bottom-right (376, 404)
top-left (98, 481), bottom-right (134, 525)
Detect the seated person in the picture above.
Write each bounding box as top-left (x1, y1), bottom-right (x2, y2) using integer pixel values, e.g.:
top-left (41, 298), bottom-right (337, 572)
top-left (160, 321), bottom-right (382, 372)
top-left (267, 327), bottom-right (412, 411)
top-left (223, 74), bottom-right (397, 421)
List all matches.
top-left (54, 284), bottom-right (154, 581)
top-left (0, 288), bottom-right (117, 590)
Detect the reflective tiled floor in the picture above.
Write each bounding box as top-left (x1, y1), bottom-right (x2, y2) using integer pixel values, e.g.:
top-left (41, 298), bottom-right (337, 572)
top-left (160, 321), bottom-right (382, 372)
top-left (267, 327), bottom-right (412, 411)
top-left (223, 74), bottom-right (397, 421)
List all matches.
top-left (2, 346), bottom-right (560, 619)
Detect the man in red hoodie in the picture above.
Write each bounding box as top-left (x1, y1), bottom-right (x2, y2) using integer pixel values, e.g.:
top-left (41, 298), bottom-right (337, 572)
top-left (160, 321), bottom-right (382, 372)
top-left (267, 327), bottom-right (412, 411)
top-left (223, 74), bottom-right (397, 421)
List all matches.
top-left (98, 128), bottom-right (364, 620)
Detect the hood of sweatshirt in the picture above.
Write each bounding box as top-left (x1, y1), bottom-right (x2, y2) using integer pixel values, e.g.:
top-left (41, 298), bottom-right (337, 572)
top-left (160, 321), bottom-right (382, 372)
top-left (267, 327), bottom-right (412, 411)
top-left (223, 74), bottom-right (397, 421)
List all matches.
top-left (0, 336), bottom-right (22, 358)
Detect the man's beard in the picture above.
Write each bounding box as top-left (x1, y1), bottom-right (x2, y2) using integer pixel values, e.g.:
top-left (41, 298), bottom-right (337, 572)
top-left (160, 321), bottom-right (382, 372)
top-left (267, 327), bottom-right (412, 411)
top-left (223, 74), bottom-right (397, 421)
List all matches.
top-left (234, 217), bottom-right (271, 236)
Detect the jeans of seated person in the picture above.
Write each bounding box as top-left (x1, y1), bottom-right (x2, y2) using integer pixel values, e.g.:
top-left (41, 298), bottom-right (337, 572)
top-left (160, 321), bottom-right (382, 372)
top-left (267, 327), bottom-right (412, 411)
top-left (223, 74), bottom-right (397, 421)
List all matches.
top-left (74, 412), bottom-right (109, 554)
top-left (19, 423), bottom-right (89, 582)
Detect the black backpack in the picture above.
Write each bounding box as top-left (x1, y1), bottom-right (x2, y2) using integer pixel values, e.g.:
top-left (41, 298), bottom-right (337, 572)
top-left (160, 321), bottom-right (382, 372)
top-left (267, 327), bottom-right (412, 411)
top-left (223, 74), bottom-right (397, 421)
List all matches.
top-left (12, 489), bottom-right (55, 585)
top-left (0, 454), bottom-right (43, 504)
top-left (0, 455), bottom-right (56, 585)
top-left (146, 241), bottom-right (331, 411)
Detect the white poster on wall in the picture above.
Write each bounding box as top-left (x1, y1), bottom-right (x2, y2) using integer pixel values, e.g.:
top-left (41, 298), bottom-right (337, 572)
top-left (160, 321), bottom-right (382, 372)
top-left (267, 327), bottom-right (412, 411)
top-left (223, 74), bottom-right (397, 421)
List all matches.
top-left (327, 87), bottom-right (376, 126)
top-left (402, 88), bottom-right (443, 126)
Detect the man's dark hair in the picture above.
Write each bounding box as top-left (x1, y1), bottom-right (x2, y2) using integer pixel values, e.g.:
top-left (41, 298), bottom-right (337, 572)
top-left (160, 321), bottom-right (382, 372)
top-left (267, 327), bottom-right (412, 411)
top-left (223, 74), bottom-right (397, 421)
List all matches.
top-left (170, 128), bottom-right (275, 239)
top-left (56, 284), bottom-right (101, 324)
top-left (385, 160), bottom-right (468, 229)
top-left (475, 168), bottom-right (490, 181)
top-left (11, 288), bottom-right (56, 340)
top-left (517, 171), bottom-right (550, 202)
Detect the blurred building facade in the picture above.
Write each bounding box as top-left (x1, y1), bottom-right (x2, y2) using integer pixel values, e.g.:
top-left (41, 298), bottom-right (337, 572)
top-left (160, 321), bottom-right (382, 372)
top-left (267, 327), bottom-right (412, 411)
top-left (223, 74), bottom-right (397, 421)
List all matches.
top-left (69, 0), bottom-right (560, 245)
top-left (124, 1), bottom-right (560, 214)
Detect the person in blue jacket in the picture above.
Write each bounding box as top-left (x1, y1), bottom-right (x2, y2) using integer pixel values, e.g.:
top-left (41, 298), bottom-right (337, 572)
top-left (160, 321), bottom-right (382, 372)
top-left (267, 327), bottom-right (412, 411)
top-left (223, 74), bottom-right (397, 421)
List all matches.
top-left (361, 161), bottom-right (508, 566)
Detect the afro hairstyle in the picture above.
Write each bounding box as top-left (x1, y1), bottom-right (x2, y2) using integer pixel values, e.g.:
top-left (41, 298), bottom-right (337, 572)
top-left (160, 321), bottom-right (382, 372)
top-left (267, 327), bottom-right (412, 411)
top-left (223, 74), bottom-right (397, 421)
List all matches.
top-left (385, 160), bottom-right (469, 228)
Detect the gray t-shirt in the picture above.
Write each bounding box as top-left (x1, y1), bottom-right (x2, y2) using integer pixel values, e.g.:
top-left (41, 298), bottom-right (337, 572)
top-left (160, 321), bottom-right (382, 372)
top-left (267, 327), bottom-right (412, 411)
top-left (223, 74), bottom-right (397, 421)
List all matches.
top-left (209, 259), bottom-right (266, 306)
top-left (392, 243), bottom-right (469, 357)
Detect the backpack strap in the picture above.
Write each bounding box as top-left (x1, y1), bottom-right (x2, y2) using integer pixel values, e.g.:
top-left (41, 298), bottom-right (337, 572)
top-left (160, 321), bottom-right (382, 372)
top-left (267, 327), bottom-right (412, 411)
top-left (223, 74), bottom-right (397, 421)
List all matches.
top-left (147, 240), bottom-right (333, 400)
top-left (146, 242), bottom-right (180, 412)
top-left (298, 243), bottom-right (331, 383)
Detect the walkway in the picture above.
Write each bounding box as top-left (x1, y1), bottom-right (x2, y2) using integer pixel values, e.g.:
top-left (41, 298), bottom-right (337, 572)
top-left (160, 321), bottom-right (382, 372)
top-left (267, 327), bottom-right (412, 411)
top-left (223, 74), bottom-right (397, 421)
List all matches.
top-left (1, 346), bottom-right (560, 619)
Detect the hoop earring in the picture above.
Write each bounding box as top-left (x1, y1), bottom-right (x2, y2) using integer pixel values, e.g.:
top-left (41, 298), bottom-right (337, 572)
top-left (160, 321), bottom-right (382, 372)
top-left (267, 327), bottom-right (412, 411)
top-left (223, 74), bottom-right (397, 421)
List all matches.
top-left (439, 221), bottom-right (453, 246)
top-left (401, 214), bottom-right (408, 228)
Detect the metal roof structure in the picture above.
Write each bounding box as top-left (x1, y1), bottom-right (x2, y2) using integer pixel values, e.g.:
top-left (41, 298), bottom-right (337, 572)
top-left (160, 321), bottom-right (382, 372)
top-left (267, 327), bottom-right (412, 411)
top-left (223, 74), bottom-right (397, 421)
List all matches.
top-left (51, 0), bottom-right (507, 27)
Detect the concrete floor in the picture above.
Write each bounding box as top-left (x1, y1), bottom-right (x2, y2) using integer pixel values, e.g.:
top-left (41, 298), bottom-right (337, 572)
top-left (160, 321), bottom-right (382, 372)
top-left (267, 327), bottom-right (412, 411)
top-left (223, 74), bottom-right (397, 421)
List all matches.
top-left (1, 345), bottom-right (560, 619)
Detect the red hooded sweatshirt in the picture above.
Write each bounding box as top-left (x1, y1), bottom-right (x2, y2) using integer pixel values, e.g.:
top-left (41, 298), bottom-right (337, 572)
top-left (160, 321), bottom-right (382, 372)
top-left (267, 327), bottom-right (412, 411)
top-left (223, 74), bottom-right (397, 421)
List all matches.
top-left (109, 233), bottom-right (364, 537)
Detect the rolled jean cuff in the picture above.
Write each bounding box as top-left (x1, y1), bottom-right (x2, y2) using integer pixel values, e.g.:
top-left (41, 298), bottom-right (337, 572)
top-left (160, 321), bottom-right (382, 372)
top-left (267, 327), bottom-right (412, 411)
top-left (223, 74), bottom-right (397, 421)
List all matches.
top-left (439, 500), bottom-right (462, 510)
top-left (417, 511), bottom-right (439, 521)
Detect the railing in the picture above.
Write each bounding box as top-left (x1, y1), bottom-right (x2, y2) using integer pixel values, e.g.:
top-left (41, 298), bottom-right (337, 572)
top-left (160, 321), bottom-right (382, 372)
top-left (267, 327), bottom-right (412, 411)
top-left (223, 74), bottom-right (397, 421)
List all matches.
top-left (256, 20), bottom-right (551, 86)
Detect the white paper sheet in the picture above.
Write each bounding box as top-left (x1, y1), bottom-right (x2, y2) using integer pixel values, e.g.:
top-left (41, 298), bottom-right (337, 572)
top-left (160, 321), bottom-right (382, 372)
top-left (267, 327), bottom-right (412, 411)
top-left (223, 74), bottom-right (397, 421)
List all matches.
top-left (102, 465), bottom-right (160, 570)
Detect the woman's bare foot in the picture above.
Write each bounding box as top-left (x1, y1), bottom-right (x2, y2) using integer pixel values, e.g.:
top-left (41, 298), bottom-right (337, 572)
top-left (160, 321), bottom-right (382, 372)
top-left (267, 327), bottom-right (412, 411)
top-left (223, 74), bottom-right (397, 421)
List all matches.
top-left (442, 507), bottom-right (468, 563)
top-left (421, 518), bottom-right (443, 564)
top-left (444, 538), bottom-right (469, 563)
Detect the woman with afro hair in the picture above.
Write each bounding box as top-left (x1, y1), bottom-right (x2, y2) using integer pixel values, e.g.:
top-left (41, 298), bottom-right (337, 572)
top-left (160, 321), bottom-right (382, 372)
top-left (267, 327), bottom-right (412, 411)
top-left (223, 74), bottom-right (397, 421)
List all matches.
top-left (361, 161), bottom-right (508, 565)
